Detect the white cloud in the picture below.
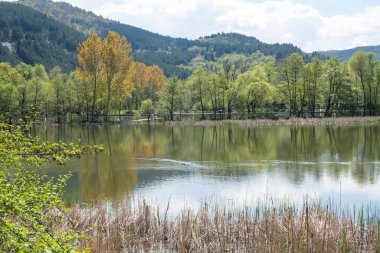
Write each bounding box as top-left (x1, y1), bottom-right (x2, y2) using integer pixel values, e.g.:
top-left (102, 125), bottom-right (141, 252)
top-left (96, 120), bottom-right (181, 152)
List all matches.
top-left (215, 0), bottom-right (319, 30)
top-left (94, 0), bottom-right (199, 17)
top-left (56, 0), bottom-right (380, 51)
top-left (318, 6), bottom-right (380, 38)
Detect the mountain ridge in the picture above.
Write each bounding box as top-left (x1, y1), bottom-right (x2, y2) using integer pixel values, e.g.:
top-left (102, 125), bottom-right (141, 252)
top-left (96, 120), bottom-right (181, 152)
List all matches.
top-left (3, 0), bottom-right (379, 75)
top-left (15, 0), bottom-right (303, 77)
top-left (318, 45), bottom-right (380, 61)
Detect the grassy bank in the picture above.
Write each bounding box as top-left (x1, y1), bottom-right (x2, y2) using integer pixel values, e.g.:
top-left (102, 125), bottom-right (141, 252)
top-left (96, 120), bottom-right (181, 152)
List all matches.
top-left (70, 201), bottom-right (380, 252)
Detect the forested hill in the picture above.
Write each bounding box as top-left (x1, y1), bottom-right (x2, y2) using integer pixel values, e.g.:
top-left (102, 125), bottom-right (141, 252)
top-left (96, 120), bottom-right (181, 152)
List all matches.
top-left (16, 0), bottom-right (303, 77)
top-left (318, 45), bottom-right (380, 61)
top-left (0, 2), bottom-right (85, 72)
top-left (198, 33), bottom-right (302, 59)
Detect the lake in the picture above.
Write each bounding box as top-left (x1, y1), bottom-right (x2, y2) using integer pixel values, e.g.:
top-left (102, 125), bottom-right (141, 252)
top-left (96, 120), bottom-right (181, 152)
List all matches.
top-left (37, 123), bottom-right (380, 212)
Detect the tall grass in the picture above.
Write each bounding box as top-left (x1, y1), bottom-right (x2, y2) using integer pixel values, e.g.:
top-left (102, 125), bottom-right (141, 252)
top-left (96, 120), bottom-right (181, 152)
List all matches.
top-left (68, 199), bottom-right (380, 252)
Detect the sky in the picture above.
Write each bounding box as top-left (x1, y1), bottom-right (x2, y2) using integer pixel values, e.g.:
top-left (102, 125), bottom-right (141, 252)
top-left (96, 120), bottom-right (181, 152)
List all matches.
top-left (43, 0), bottom-right (380, 52)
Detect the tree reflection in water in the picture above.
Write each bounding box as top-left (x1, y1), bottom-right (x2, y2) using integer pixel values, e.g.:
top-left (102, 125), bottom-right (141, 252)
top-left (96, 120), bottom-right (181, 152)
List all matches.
top-left (36, 124), bottom-right (380, 205)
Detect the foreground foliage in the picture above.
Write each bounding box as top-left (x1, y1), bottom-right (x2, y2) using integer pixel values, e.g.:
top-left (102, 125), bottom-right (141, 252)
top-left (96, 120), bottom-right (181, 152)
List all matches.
top-left (0, 122), bottom-right (101, 252)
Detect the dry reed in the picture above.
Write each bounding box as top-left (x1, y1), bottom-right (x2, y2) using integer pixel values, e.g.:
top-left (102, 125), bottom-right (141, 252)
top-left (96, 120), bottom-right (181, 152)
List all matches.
top-left (67, 200), bottom-right (380, 253)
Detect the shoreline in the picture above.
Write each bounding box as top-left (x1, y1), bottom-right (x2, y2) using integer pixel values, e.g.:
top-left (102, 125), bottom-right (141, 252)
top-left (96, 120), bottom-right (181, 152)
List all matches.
top-left (167, 116), bottom-right (380, 127)
top-left (35, 116), bottom-right (380, 127)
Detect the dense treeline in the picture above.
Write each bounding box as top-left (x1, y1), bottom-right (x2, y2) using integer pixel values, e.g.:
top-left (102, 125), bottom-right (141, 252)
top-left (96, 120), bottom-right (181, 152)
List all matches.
top-left (1, 31), bottom-right (380, 122)
top-left (0, 32), bottom-right (164, 123)
top-left (17, 0), bottom-right (303, 78)
top-left (165, 50), bottom-right (380, 119)
top-left (0, 2), bottom-right (85, 72)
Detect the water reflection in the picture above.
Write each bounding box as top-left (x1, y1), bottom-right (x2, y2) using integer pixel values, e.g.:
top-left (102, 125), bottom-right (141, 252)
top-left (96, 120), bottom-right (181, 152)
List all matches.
top-left (37, 124), bottom-right (380, 209)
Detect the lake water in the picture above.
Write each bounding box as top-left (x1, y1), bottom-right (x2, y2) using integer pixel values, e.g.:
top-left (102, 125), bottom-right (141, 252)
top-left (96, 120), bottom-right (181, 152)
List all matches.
top-left (37, 123), bottom-right (380, 212)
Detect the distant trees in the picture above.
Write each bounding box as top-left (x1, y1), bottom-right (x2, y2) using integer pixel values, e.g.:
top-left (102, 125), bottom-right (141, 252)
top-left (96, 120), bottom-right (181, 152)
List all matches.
top-left (173, 50), bottom-right (380, 119)
top-left (127, 62), bottom-right (165, 111)
top-left (349, 51), bottom-right (380, 115)
top-left (2, 29), bottom-right (380, 122)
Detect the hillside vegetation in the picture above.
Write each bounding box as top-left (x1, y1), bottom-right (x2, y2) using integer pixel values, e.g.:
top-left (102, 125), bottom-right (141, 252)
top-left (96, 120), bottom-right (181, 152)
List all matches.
top-left (17, 0), bottom-right (303, 77)
top-left (318, 45), bottom-right (380, 61)
top-left (0, 2), bottom-right (85, 72)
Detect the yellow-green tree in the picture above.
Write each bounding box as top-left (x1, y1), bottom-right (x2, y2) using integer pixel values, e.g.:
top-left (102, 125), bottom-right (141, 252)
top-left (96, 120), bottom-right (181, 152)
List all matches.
top-left (233, 66), bottom-right (275, 118)
top-left (102, 31), bottom-right (132, 121)
top-left (77, 32), bottom-right (133, 122)
top-left (77, 32), bottom-right (103, 122)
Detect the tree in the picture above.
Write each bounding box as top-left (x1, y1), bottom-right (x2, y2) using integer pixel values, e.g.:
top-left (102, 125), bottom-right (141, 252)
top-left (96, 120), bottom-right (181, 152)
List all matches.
top-left (50, 66), bottom-right (66, 123)
top-left (280, 53), bottom-right (305, 117)
top-left (323, 58), bottom-right (351, 117)
top-left (303, 57), bottom-right (323, 117)
top-left (15, 63), bottom-right (33, 120)
top-left (204, 72), bottom-right (221, 118)
top-left (77, 32), bottom-right (103, 122)
top-left (127, 62), bottom-right (165, 113)
top-left (233, 66), bottom-right (275, 118)
top-left (188, 68), bottom-right (208, 119)
top-left (0, 63), bottom-right (17, 121)
top-left (102, 31), bottom-right (132, 121)
top-left (140, 98), bottom-right (154, 121)
top-left (218, 58), bottom-right (239, 118)
top-left (65, 72), bottom-right (82, 122)
top-left (349, 51), bottom-right (378, 115)
top-left (30, 64), bottom-right (48, 116)
top-left (160, 76), bottom-right (183, 121)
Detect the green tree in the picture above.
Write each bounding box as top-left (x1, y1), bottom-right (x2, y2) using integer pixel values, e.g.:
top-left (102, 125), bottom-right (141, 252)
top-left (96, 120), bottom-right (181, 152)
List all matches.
top-left (323, 58), bottom-right (351, 117)
top-left (159, 77), bottom-right (183, 121)
top-left (0, 63), bottom-right (17, 121)
top-left (188, 68), bottom-right (208, 119)
top-left (349, 51), bottom-right (378, 115)
top-left (140, 98), bottom-right (154, 121)
top-left (15, 63), bottom-right (33, 120)
top-left (303, 57), bottom-right (323, 117)
top-left (30, 64), bottom-right (48, 115)
top-left (280, 53), bottom-right (305, 117)
top-left (233, 66), bottom-right (275, 118)
top-left (218, 59), bottom-right (239, 118)
top-left (50, 66), bottom-right (66, 123)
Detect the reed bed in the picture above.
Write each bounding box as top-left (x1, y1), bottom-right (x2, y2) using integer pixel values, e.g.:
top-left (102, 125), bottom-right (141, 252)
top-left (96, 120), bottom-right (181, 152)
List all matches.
top-left (68, 200), bottom-right (380, 253)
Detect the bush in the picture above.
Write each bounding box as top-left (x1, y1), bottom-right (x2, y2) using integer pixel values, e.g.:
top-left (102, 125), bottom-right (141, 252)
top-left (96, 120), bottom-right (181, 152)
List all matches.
top-left (0, 122), bottom-right (100, 252)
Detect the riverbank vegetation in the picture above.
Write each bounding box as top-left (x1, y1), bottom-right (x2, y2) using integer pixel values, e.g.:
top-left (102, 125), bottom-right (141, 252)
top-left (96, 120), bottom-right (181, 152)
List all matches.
top-left (1, 31), bottom-right (380, 123)
top-left (72, 200), bottom-right (380, 253)
top-left (0, 121), bottom-right (103, 251)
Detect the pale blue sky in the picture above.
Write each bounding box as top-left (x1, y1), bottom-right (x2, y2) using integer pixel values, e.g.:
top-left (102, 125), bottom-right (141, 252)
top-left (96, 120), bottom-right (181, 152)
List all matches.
top-left (49, 0), bottom-right (380, 51)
